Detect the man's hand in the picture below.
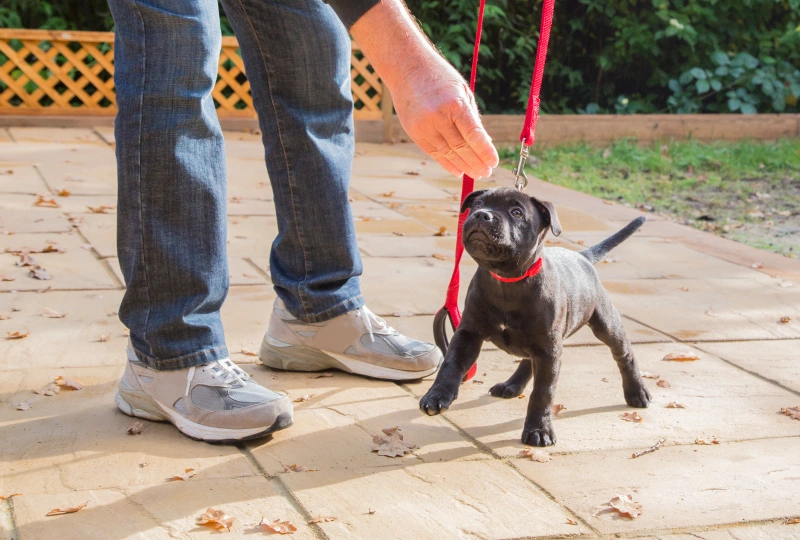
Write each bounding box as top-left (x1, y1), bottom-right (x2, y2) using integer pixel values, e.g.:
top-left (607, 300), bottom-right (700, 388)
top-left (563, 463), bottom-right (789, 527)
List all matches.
top-left (351, 0), bottom-right (499, 179)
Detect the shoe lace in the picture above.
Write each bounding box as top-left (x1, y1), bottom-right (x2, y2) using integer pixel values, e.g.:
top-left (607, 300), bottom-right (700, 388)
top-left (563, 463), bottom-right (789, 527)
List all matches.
top-left (184, 359), bottom-right (250, 396)
top-left (356, 306), bottom-right (396, 343)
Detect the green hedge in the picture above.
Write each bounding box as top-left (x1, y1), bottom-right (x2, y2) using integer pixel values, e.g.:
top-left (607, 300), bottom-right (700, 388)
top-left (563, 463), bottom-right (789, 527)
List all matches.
top-left (406, 0), bottom-right (800, 114)
top-left (4, 0), bottom-right (800, 114)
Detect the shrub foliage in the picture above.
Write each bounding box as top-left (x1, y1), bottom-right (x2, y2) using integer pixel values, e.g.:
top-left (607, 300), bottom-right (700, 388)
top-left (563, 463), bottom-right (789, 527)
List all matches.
top-left (3, 0), bottom-right (799, 114)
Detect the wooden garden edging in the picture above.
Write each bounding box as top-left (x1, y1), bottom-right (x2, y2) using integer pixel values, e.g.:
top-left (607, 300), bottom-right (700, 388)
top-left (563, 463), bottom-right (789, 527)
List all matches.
top-left (0, 28), bottom-right (387, 120)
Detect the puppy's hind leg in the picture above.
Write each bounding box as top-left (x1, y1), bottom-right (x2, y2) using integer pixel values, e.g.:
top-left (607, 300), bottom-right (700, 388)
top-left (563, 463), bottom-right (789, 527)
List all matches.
top-left (588, 299), bottom-right (651, 408)
top-left (490, 359), bottom-right (532, 398)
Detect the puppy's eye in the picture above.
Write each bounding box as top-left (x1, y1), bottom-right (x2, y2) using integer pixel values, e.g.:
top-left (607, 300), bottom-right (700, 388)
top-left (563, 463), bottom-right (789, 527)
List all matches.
top-left (510, 208), bottom-right (523, 218)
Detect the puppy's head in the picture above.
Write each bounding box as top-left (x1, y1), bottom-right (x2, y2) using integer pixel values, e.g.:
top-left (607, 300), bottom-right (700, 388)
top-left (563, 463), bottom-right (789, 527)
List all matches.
top-left (461, 188), bottom-right (561, 276)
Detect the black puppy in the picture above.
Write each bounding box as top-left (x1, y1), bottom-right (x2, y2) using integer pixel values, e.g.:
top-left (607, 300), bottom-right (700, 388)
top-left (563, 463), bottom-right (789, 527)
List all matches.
top-left (419, 187), bottom-right (651, 446)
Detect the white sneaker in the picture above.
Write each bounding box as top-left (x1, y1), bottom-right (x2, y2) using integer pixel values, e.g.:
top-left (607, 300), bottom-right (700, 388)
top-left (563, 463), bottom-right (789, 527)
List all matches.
top-left (259, 299), bottom-right (443, 380)
top-left (116, 345), bottom-right (293, 443)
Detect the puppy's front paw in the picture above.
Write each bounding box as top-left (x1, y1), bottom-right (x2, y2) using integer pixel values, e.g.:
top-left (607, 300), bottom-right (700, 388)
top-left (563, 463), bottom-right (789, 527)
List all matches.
top-left (490, 381), bottom-right (525, 399)
top-left (521, 418), bottom-right (557, 447)
top-left (624, 383), bottom-right (652, 408)
top-left (419, 386), bottom-right (458, 416)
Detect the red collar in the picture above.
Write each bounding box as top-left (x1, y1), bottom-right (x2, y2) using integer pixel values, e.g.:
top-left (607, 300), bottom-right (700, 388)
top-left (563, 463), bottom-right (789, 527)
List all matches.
top-left (490, 258), bottom-right (543, 283)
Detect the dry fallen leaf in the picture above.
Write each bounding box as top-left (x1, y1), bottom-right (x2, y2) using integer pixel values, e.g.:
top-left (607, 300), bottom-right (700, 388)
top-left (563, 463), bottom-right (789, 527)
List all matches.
top-left (127, 421), bottom-right (145, 435)
top-left (680, 286), bottom-right (690, 292)
top-left (311, 373), bottom-right (333, 379)
top-left (240, 346), bottom-right (258, 356)
top-left (368, 508), bottom-right (376, 515)
top-left (293, 395), bottom-right (315, 403)
top-left (566, 518), bottom-right (578, 525)
top-left (656, 380), bottom-right (671, 388)
top-left (6, 331), bottom-right (29, 340)
top-left (403, 170), bottom-right (420, 176)
top-left (780, 406), bottom-right (800, 421)
top-left (704, 308), bottom-right (720, 317)
top-left (16, 254), bottom-right (38, 267)
top-left (171, 468), bottom-right (196, 481)
top-left (41, 307), bottom-right (66, 318)
top-left (666, 402), bottom-right (686, 409)
top-left (197, 508), bottom-right (235, 531)
top-left (29, 266), bottom-right (51, 280)
top-left (606, 494), bottom-right (642, 519)
top-left (0, 494), bottom-right (21, 500)
top-left (381, 191), bottom-right (395, 197)
top-left (260, 518), bottom-right (297, 534)
top-left (86, 205), bottom-right (115, 214)
top-left (56, 188), bottom-right (71, 197)
top-left (518, 394), bottom-right (526, 399)
top-left (54, 376), bottom-right (83, 390)
top-left (371, 427), bottom-right (417, 457)
top-left (785, 518), bottom-right (800, 525)
top-left (139, 462), bottom-right (148, 468)
top-left (695, 437), bottom-right (720, 445)
top-left (0, 276), bottom-right (15, 283)
top-left (472, 379), bottom-right (484, 384)
top-left (780, 316), bottom-right (791, 324)
top-left (308, 516), bottom-right (337, 524)
top-left (34, 195), bottom-right (61, 208)
top-left (552, 404), bottom-right (567, 416)
top-left (46, 502), bottom-right (88, 516)
top-left (281, 463), bottom-right (318, 473)
top-left (98, 334), bottom-right (111, 342)
top-left (33, 383), bottom-right (60, 396)
top-left (432, 253), bottom-right (448, 260)
top-left (640, 372), bottom-right (660, 379)
top-left (15, 401), bottom-right (32, 411)
top-left (434, 226), bottom-right (447, 236)
top-left (663, 352), bottom-right (700, 362)
top-left (0, 314), bottom-right (11, 320)
top-left (518, 447), bottom-right (551, 462)
top-left (620, 412), bottom-right (643, 423)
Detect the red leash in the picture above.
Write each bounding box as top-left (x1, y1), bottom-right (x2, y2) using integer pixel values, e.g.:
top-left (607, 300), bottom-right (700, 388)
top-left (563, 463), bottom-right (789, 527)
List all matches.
top-left (432, 0), bottom-right (557, 381)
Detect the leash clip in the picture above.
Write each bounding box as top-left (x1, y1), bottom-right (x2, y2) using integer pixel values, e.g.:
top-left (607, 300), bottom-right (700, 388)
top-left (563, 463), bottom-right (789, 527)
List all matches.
top-left (512, 144), bottom-right (529, 190)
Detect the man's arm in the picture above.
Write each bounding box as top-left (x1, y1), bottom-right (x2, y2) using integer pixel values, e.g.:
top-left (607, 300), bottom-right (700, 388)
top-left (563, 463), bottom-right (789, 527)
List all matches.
top-left (349, 0), bottom-right (498, 179)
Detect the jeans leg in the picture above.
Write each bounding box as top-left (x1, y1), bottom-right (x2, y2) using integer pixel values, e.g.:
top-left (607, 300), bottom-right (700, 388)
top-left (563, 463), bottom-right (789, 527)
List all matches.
top-left (219, 0), bottom-right (364, 323)
top-left (110, 0), bottom-right (229, 369)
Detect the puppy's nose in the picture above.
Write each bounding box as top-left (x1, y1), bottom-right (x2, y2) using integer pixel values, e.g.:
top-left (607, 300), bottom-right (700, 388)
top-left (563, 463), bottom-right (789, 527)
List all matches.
top-left (475, 210), bottom-right (493, 222)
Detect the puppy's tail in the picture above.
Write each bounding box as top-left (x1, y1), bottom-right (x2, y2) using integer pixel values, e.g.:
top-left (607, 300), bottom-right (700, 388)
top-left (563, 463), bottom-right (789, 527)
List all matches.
top-left (580, 216), bottom-right (646, 264)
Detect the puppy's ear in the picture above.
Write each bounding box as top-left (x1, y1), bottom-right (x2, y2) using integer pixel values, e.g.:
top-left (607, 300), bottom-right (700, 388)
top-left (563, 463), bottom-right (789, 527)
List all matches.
top-left (460, 190), bottom-right (489, 214)
top-left (531, 198), bottom-right (562, 237)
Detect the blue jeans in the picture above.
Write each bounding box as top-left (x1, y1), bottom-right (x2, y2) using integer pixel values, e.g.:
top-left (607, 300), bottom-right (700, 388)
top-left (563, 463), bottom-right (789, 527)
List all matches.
top-left (109, 0), bottom-right (364, 370)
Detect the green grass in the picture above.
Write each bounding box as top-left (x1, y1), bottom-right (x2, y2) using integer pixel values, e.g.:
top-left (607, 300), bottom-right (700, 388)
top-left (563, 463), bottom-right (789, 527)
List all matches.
top-left (500, 138), bottom-right (800, 256)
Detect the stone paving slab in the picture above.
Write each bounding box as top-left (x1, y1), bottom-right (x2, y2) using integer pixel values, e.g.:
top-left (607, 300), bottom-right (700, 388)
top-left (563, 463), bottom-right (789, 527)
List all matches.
top-left (6, 128), bottom-right (103, 145)
top-left (515, 437), bottom-right (800, 535)
top-left (0, 234), bottom-right (117, 292)
top-left (2, 128), bottom-right (800, 540)
top-left (0, 144), bottom-right (118, 196)
top-left (405, 343), bottom-right (800, 456)
top-left (0, 165), bottom-right (49, 194)
top-left (10, 477), bottom-right (316, 540)
top-left (607, 278), bottom-right (800, 341)
top-left (244, 367), bottom-right (484, 474)
top-left (280, 460), bottom-right (586, 540)
top-left (694, 340), bottom-right (800, 394)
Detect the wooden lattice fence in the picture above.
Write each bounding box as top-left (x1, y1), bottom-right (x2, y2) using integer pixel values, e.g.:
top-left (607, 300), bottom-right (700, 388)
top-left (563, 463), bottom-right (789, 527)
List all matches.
top-left (0, 29), bottom-right (386, 120)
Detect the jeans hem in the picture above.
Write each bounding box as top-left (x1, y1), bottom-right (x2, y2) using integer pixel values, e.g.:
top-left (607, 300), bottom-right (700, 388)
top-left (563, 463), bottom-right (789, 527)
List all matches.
top-left (131, 345), bottom-right (230, 371)
top-left (301, 294), bottom-right (364, 324)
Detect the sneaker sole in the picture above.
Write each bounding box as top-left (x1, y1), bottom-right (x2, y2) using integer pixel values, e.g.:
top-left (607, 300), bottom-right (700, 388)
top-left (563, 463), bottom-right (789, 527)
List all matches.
top-left (259, 335), bottom-right (442, 381)
top-left (115, 391), bottom-right (293, 443)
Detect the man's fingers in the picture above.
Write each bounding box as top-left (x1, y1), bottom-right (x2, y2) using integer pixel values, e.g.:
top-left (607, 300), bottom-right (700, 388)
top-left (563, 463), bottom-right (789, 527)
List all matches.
top-left (418, 139), bottom-right (464, 178)
top-left (453, 105), bottom-right (499, 169)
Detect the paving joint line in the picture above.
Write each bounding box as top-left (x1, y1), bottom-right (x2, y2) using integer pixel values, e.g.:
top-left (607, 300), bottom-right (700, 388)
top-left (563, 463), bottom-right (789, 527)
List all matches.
top-left (235, 443), bottom-right (330, 540)
top-left (396, 382), bottom-right (601, 536)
